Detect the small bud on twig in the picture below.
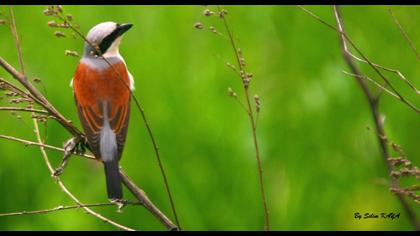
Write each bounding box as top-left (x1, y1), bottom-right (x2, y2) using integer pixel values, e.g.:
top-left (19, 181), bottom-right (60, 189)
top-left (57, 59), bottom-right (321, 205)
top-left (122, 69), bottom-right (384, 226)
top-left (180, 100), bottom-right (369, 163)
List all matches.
top-left (194, 22), bottom-right (204, 30)
top-left (54, 31), bottom-right (66, 38)
top-left (243, 78), bottom-right (250, 89)
top-left (203, 9), bottom-right (214, 16)
top-left (66, 14), bottom-right (73, 21)
top-left (209, 26), bottom-right (217, 34)
top-left (219, 9), bottom-right (228, 18)
top-left (57, 5), bottom-right (63, 13)
top-left (43, 9), bottom-right (54, 16)
top-left (43, 6), bottom-right (57, 16)
top-left (5, 91), bottom-right (17, 97)
top-left (56, 23), bottom-right (70, 28)
top-left (65, 50), bottom-right (80, 57)
top-left (254, 95), bottom-right (261, 112)
top-left (47, 21), bottom-right (57, 27)
top-left (226, 62), bottom-right (237, 72)
top-left (228, 87), bottom-right (237, 98)
top-left (237, 48), bottom-right (242, 56)
top-left (240, 57), bottom-right (246, 67)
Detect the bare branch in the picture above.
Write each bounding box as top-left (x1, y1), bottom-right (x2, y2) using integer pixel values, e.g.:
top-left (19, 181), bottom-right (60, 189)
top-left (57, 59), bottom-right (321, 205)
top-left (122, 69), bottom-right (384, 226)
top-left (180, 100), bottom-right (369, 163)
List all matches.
top-left (0, 77), bottom-right (38, 102)
top-left (0, 106), bottom-right (48, 114)
top-left (8, 6), bottom-right (25, 75)
top-left (0, 57), bottom-right (84, 137)
top-left (333, 5), bottom-right (420, 230)
top-left (0, 202), bottom-right (141, 217)
top-left (119, 170), bottom-right (178, 231)
top-left (297, 5), bottom-right (420, 113)
top-left (215, 5), bottom-right (270, 231)
top-left (389, 8), bottom-right (420, 61)
top-left (342, 71), bottom-right (400, 100)
top-left (0, 134), bottom-right (95, 160)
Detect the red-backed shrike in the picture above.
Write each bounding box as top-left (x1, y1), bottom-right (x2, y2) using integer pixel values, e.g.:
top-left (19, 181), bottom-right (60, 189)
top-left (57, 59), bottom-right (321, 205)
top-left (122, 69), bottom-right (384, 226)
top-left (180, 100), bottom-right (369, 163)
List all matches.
top-left (71, 22), bottom-right (134, 201)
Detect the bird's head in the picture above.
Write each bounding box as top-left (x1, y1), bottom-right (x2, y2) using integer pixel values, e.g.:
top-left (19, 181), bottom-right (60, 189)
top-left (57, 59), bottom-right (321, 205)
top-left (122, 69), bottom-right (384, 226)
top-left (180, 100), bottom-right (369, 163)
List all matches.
top-left (84, 21), bottom-right (133, 58)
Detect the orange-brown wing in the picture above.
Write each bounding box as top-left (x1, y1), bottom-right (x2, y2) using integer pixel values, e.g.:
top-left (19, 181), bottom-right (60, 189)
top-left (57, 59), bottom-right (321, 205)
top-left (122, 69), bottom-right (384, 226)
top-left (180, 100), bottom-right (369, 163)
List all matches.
top-left (73, 61), bottom-right (131, 160)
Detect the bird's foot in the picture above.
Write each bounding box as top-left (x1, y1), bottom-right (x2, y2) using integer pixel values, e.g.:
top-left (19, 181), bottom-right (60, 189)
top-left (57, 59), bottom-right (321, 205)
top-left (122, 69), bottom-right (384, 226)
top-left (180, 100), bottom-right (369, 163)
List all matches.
top-left (109, 198), bottom-right (127, 213)
top-left (53, 137), bottom-right (87, 177)
top-left (52, 167), bottom-right (64, 177)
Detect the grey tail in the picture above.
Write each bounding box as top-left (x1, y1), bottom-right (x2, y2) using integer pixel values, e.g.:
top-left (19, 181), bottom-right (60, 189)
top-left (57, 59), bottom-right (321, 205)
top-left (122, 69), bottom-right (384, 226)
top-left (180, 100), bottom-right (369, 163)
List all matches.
top-left (99, 101), bottom-right (122, 200)
top-left (103, 158), bottom-right (123, 200)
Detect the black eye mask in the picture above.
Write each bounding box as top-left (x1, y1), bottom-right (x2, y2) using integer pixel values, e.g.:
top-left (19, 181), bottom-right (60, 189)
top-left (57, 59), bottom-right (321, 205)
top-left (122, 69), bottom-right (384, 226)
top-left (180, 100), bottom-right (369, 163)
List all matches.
top-left (98, 23), bottom-right (133, 55)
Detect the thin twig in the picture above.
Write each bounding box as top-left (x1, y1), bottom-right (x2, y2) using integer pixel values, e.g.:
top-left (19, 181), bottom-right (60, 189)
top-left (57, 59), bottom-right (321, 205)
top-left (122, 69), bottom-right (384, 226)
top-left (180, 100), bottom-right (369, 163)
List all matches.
top-left (217, 5), bottom-right (270, 231)
top-left (0, 57), bottom-right (83, 137)
top-left (342, 71), bottom-right (400, 100)
top-left (0, 202), bottom-right (141, 217)
top-left (297, 5), bottom-right (420, 113)
top-left (389, 8), bottom-right (420, 61)
top-left (0, 134), bottom-right (95, 160)
top-left (0, 77), bottom-right (39, 102)
top-left (0, 106), bottom-right (48, 114)
top-left (8, 6), bottom-right (25, 76)
top-left (119, 170), bottom-right (178, 231)
top-left (333, 5), bottom-right (420, 230)
top-left (232, 96), bottom-right (249, 114)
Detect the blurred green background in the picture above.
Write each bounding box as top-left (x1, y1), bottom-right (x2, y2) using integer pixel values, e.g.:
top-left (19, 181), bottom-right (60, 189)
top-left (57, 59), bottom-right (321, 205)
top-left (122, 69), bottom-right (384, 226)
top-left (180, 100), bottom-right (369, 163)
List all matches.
top-left (0, 5), bottom-right (419, 231)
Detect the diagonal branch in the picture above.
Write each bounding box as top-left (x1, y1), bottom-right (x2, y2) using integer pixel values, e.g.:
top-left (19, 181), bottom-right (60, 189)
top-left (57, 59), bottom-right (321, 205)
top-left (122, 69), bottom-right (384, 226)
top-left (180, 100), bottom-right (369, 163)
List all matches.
top-left (333, 5), bottom-right (420, 230)
top-left (297, 5), bottom-right (420, 113)
top-left (389, 8), bottom-right (420, 61)
top-left (342, 71), bottom-right (400, 100)
top-left (0, 57), bottom-right (83, 137)
top-left (119, 170), bottom-right (178, 231)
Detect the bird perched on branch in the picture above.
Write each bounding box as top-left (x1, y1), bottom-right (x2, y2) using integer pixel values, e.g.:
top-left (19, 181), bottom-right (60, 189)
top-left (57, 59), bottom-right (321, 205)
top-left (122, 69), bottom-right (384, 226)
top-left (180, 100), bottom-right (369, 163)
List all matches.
top-left (71, 22), bottom-right (134, 201)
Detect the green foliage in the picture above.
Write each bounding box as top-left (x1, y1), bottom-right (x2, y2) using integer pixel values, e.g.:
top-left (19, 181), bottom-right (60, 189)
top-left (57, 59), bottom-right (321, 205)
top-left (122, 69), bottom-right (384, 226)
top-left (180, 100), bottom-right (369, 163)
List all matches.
top-left (0, 5), bottom-right (419, 230)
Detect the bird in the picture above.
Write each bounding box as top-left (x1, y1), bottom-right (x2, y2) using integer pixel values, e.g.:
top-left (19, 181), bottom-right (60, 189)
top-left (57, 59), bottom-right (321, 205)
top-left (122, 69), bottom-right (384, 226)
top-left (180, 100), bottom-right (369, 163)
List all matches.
top-left (71, 22), bottom-right (135, 201)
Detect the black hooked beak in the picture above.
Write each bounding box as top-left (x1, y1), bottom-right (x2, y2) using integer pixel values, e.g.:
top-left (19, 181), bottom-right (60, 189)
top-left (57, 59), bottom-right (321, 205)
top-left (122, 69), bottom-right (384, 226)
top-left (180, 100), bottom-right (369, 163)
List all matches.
top-left (97, 23), bottom-right (133, 56)
top-left (116, 23), bottom-right (133, 36)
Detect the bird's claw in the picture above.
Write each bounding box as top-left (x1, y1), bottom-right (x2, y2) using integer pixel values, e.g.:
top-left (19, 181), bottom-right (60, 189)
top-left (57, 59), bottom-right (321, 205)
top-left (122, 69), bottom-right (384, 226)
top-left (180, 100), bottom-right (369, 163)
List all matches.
top-left (54, 137), bottom-right (86, 177)
top-left (109, 198), bottom-right (127, 213)
top-left (52, 167), bottom-right (64, 177)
